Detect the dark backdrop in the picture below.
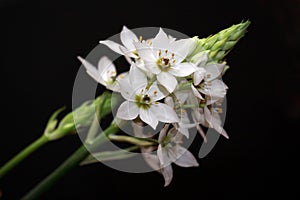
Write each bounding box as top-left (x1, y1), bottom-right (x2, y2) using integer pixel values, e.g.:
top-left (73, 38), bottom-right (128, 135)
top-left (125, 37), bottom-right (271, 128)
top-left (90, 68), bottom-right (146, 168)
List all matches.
top-left (0, 0), bottom-right (299, 199)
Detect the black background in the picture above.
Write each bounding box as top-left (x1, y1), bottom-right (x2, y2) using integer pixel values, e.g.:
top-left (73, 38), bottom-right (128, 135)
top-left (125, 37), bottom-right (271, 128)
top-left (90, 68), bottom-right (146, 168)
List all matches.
top-left (0, 0), bottom-right (299, 199)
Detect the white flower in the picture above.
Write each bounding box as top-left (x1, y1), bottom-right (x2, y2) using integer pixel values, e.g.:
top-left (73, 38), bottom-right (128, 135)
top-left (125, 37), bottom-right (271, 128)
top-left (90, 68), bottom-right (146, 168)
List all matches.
top-left (192, 57), bottom-right (228, 99)
top-left (134, 28), bottom-right (197, 93)
top-left (77, 56), bottom-right (124, 92)
top-left (116, 63), bottom-right (179, 129)
top-left (192, 100), bottom-right (229, 139)
top-left (157, 125), bottom-right (199, 186)
top-left (169, 89), bottom-right (208, 141)
top-left (100, 26), bottom-right (140, 59)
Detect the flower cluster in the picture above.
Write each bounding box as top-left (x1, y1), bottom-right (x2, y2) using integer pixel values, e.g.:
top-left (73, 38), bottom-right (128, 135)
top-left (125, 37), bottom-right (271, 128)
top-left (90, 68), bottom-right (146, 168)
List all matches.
top-left (78, 26), bottom-right (230, 186)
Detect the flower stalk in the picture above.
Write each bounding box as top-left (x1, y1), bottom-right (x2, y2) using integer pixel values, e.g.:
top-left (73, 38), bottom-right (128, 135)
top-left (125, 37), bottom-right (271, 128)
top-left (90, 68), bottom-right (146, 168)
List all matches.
top-left (0, 135), bottom-right (49, 179)
top-left (22, 121), bottom-right (120, 200)
top-left (0, 92), bottom-right (116, 179)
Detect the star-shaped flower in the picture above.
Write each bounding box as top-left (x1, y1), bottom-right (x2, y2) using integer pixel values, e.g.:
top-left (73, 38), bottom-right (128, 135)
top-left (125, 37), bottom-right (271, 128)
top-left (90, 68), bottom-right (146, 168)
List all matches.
top-left (134, 28), bottom-right (197, 93)
top-left (116, 63), bottom-right (179, 129)
top-left (77, 56), bottom-right (124, 92)
top-left (157, 125), bottom-right (199, 186)
top-left (100, 26), bottom-right (140, 59)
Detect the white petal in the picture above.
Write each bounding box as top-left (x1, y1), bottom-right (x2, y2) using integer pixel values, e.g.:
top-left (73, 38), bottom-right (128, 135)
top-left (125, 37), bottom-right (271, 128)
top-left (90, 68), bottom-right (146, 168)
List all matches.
top-left (157, 144), bottom-right (169, 166)
top-left (197, 124), bottom-right (207, 142)
top-left (157, 72), bottom-right (177, 93)
top-left (116, 101), bottom-right (139, 120)
top-left (129, 63), bottom-right (147, 89)
top-left (201, 79), bottom-right (227, 98)
top-left (135, 59), bottom-right (147, 71)
top-left (169, 63), bottom-right (197, 77)
top-left (151, 103), bottom-right (179, 123)
top-left (144, 61), bottom-right (161, 75)
top-left (117, 75), bottom-right (135, 101)
top-left (120, 26), bottom-right (138, 51)
top-left (164, 96), bottom-right (174, 108)
top-left (139, 108), bottom-right (159, 129)
top-left (134, 42), bottom-right (157, 62)
top-left (204, 106), bottom-right (229, 139)
top-left (168, 35), bottom-right (176, 43)
top-left (170, 38), bottom-right (194, 63)
top-left (192, 107), bottom-right (206, 124)
top-left (147, 82), bottom-right (166, 101)
top-left (205, 63), bottom-right (225, 81)
top-left (174, 90), bottom-right (189, 104)
top-left (177, 126), bottom-right (190, 138)
top-left (191, 84), bottom-right (204, 99)
top-left (152, 28), bottom-right (170, 50)
top-left (158, 124), bottom-right (170, 143)
top-left (119, 45), bottom-right (139, 58)
top-left (142, 152), bottom-right (161, 171)
top-left (97, 56), bottom-right (116, 84)
top-left (100, 40), bottom-right (124, 55)
top-left (168, 128), bottom-right (183, 144)
top-left (161, 165), bottom-right (173, 187)
top-left (193, 68), bottom-right (206, 85)
top-left (77, 56), bottom-right (105, 85)
top-left (174, 146), bottom-right (199, 167)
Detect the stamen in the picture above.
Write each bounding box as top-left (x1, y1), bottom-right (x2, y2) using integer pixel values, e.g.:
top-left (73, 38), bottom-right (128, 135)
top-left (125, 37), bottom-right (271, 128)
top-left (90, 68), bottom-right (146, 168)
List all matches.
top-left (139, 36), bottom-right (143, 42)
top-left (171, 53), bottom-right (175, 57)
top-left (215, 108), bottom-right (223, 113)
top-left (165, 49), bottom-right (168, 54)
top-left (111, 71), bottom-right (117, 75)
top-left (158, 50), bottom-right (162, 57)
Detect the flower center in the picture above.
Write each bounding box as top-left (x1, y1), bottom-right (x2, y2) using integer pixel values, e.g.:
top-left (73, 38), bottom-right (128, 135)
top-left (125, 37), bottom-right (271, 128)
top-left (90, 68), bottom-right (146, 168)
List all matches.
top-left (156, 49), bottom-right (176, 71)
top-left (135, 94), bottom-right (152, 109)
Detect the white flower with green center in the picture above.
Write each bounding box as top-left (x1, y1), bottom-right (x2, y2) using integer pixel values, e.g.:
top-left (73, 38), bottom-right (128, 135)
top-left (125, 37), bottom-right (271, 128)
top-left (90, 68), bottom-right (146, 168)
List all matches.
top-left (134, 28), bottom-right (197, 93)
top-left (100, 26), bottom-right (141, 59)
top-left (77, 56), bottom-right (124, 92)
top-left (116, 63), bottom-right (179, 129)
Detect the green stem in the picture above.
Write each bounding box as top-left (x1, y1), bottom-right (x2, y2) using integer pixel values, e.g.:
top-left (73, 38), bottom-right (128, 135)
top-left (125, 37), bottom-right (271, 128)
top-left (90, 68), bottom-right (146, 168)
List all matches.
top-left (0, 135), bottom-right (49, 179)
top-left (108, 135), bottom-right (157, 146)
top-left (21, 123), bottom-right (119, 200)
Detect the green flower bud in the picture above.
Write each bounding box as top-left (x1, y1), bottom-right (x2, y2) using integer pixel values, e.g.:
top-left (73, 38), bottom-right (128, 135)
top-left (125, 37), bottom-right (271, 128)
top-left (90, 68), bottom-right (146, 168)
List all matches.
top-left (188, 20), bottom-right (250, 63)
top-left (44, 92), bottom-right (120, 141)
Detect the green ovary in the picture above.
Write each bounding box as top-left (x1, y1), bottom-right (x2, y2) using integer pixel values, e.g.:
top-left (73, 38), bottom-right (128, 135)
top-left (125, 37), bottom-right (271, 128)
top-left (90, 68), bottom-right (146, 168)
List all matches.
top-left (135, 94), bottom-right (151, 110)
